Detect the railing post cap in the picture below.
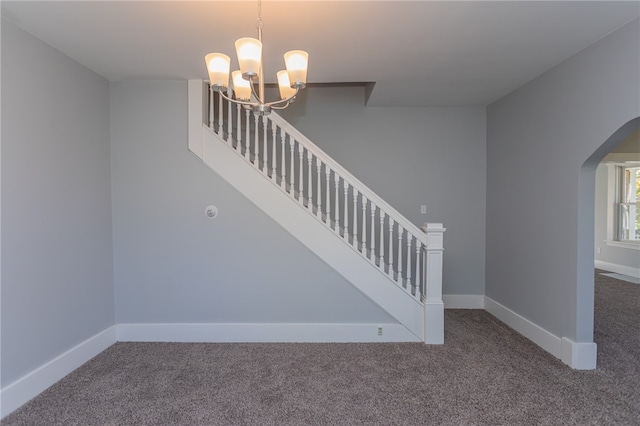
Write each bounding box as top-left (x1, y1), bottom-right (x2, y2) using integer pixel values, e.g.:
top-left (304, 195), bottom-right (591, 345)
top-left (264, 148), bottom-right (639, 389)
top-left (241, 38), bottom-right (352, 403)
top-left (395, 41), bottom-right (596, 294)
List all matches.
top-left (422, 223), bottom-right (446, 232)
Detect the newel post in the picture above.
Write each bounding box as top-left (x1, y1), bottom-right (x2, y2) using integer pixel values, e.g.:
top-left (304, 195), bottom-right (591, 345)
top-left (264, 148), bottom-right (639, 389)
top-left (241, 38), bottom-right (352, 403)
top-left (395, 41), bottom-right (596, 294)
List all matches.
top-left (422, 223), bottom-right (446, 344)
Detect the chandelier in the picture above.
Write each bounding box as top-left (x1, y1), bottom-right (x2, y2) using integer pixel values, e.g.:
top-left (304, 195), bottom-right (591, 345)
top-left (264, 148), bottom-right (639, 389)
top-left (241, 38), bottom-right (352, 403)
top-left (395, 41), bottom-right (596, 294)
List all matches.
top-left (204, 0), bottom-right (309, 116)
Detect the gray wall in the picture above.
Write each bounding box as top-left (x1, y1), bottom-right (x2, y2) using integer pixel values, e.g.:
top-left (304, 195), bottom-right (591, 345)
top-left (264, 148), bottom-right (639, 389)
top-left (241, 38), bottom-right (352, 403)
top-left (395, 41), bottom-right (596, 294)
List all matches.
top-left (1, 20), bottom-right (114, 386)
top-left (486, 19), bottom-right (640, 342)
top-left (110, 81), bottom-right (394, 324)
top-left (279, 87), bottom-right (487, 296)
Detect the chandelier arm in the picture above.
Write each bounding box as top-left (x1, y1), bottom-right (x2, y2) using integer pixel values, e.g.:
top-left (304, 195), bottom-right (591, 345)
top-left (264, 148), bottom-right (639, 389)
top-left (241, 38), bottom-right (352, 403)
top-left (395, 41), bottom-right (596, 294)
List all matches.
top-left (265, 86), bottom-right (301, 108)
top-left (217, 88), bottom-right (259, 108)
top-left (270, 101), bottom-right (291, 110)
top-left (249, 79), bottom-right (265, 104)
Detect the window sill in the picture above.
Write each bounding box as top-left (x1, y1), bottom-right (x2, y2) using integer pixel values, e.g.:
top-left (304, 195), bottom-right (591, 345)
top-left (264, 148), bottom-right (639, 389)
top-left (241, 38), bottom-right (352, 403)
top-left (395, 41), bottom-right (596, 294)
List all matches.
top-left (606, 240), bottom-right (640, 251)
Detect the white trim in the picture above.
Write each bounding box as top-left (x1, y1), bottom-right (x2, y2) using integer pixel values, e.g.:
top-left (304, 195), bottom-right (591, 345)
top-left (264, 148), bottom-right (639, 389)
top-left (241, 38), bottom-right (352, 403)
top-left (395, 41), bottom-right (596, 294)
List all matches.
top-left (116, 323), bottom-right (421, 343)
top-left (484, 297), bottom-right (597, 370)
top-left (604, 240), bottom-right (640, 251)
top-left (604, 164), bottom-right (616, 241)
top-left (201, 128), bottom-right (426, 340)
top-left (561, 337), bottom-right (597, 370)
top-left (443, 294), bottom-right (485, 309)
top-left (423, 301), bottom-right (444, 344)
top-left (595, 260), bottom-right (640, 278)
top-left (0, 326), bottom-right (117, 419)
top-left (187, 79), bottom-right (204, 158)
top-left (484, 297), bottom-right (562, 359)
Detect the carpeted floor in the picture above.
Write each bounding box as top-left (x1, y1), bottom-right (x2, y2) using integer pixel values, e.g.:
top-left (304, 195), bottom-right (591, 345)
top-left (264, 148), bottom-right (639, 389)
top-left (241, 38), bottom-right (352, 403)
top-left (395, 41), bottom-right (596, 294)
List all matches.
top-left (3, 269), bottom-right (639, 425)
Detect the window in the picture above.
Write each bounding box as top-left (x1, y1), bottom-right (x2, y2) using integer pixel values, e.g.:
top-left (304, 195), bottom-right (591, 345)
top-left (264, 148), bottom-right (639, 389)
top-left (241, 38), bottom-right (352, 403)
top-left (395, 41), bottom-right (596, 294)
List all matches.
top-left (617, 165), bottom-right (640, 241)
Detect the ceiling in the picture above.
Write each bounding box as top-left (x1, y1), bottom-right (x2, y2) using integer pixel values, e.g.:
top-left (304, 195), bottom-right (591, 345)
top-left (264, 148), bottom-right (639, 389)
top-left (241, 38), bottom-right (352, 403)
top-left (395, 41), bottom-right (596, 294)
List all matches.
top-left (2, 1), bottom-right (639, 106)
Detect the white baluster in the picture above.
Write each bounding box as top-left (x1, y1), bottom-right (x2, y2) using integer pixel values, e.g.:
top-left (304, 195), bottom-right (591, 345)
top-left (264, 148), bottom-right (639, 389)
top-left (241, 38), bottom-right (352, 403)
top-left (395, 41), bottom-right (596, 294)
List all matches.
top-left (353, 189), bottom-right (359, 249)
top-left (280, 130), bottom-right (286, 189)
top-left (361, 196), bottom-right (367, 255)
top-left (343, 181), bottom-right (349, 241)
top-left (289, 138), bottom-right (295, 194)
top-left (334, 178), bottom-right (340, 233)
top-left (236, 103), bottom-right (242, 151)
top-left (253, 113), bottom-right (259, 164)
top-left (218, 90), bottom-right (223, 134)
top-left (370, 204), bottom-right (376, 262)
top-left (397, 226), bottom-right (403, 284)
top-left (298, 148), bottom-right (304, 203)
top-left (227, 99), bottom-right (233, 144)
top-left (307, 156), bottom-right (313, 211)
top-left (379, 213), bottom-right (385, 270)
top-left (325, 167), bottom-right (331, 224)
top-left (262, 117), bottom-right (267, 173)
top-left (270, 122), bottom-right (277, 180)
top-left (406, 235), bottom-right (412, 289)
top-left (415, 242), bottom-right (421, 299)
top-left (293, 148), bottom-right (304, 204)
top-left (388, 219), bottom-right (394, 279)
top-left (316, 161), bottom-right (322, 219)
top-left (208, 86), bottom-right (214, 129)
top-left (244, 109), bottom-right (250, 160)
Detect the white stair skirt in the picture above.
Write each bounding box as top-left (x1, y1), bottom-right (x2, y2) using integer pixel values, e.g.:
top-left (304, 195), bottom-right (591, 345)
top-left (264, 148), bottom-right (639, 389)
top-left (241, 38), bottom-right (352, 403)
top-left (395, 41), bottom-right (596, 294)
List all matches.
top-left (201, 127), bottom-right (425, 339)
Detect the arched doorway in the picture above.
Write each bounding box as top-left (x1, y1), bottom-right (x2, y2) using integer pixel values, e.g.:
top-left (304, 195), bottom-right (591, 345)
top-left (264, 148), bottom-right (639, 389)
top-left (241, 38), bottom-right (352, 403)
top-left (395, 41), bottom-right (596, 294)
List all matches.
top-left (578, 116), bottom-right (640, 366)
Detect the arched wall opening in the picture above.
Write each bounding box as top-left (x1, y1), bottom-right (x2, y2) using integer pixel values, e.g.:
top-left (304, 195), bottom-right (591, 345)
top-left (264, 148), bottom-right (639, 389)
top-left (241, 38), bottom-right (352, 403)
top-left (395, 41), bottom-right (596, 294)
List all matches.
top-left (577, 117), bottom-right (640, 352)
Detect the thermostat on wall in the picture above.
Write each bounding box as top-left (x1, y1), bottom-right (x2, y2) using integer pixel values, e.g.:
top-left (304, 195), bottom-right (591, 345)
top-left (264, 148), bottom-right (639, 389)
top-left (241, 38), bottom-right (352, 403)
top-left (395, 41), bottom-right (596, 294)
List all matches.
top-left (205, 205), bottom-right (219, 219)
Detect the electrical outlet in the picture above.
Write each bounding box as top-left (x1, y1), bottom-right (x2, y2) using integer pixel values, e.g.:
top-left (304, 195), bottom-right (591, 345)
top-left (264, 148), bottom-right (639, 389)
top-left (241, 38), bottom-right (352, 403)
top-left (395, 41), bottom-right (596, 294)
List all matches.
top-left (420, 205), bottom-right (427, 215)
top-left (596, 247), bottom-right (601, 254)
top-left (377, 326), bottom-right (383, 336)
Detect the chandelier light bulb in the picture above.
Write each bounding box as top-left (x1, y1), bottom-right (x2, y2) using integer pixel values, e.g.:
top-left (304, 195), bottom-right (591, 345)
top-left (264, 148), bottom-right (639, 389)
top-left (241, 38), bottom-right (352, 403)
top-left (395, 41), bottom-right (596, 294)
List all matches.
top-left (232, 70), bottom-right (252, 101)
top-left (205, 53), bottom-right (230, 89)
top-left (277, 70), bottom-right (297, 100)
top-left (284, 50), bottom-right (309, 87)
top-left (235, 37), bottom-right (262, 79)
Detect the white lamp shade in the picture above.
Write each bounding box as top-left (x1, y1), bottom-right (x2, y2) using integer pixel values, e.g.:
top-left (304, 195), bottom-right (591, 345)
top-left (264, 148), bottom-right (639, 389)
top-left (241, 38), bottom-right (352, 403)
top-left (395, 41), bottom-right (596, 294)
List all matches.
top-left (284, 50), bottom-right (308, 86)
top-left (204, 53), bottom-right (230, 88)
top-left (235, 37), bottom-right (262, 78)
top-left (232, 70), bottom-right (252, 101)
top-left (277, 70), bottom-right (297, 100)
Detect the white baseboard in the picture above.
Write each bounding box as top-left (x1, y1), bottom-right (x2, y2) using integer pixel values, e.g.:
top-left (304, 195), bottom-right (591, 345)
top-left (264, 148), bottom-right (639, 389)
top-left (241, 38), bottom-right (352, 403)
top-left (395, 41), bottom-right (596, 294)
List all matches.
top-left (0, 326), bottom-right (117, 419)
top-left (595, 260), bottom-right (640, 279)
top-left (443, 294), bottom-right (485, 309)
top-left (561, 337), bottom-right (597, 370)
top-left (484, 297), bottom-right (562, 358)
top-left (0, 311), bottom-right (597, 421)
top-left (484, 297), bottom-right (596, 370)
top-left (116, 322), bottom-right (421, 343)
top-left (0, 322), bottom-right (415, 419)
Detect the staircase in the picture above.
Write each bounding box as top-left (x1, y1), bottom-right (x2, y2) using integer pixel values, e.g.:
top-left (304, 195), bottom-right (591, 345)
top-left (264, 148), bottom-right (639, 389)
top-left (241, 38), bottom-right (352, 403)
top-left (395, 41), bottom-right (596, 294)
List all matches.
top-left (187, 80), bottom-right (445, 343)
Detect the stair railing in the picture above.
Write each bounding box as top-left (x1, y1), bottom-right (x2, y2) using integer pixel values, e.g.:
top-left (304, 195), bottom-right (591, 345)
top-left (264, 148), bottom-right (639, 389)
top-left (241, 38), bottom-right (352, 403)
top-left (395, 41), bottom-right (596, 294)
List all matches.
top-left (206, 89), bottom-right (442, 306)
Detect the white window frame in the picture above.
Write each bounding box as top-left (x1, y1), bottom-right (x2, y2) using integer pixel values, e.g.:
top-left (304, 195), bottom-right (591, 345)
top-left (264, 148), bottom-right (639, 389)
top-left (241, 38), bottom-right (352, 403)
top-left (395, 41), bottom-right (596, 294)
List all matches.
top-left (605, 163), bottom-right (640, 250)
